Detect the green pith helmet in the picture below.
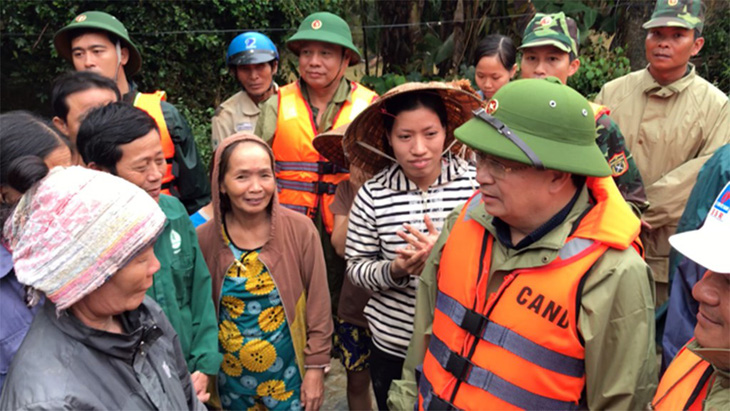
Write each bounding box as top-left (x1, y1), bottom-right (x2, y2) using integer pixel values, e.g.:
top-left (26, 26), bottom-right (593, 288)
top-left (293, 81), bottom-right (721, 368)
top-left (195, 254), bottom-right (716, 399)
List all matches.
top-left (455, 77), bottom-right (611, 177)
top-left (643, 0), bottom-right (704, 33)
top-left (286, 12), bottom-right (361, 66)
top-left (54, 11), bottom-right (142, 75)
top-left (519, 12), bottom-right (579, 56)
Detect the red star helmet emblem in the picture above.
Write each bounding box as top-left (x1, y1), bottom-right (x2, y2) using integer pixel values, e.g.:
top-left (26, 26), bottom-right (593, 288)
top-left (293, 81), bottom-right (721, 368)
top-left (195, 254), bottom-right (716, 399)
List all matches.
top-left (486, 99), bottom-right (499, 114)
top-left (668, 0), bottom-right (678, 6)
top-left (311, 19), bottom-right (322, 30)
top-left (75, 14), bottom-right (87, 22)
top-left (539, 16), bottom-right (552, 26)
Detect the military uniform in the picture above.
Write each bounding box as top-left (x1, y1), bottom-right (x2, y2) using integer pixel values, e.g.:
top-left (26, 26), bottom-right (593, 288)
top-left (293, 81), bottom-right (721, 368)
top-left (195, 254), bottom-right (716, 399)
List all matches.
top-left (518, 12), bottom-right (648, 214)
top-left (211, 86), bottom-right (277, 149)
top-left (595, 0), bottom-right (729, 300)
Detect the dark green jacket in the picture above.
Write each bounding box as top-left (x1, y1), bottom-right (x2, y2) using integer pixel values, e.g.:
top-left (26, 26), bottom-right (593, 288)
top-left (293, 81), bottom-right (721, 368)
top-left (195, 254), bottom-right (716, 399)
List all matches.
top-left (124, 84), bottom-right (211, 214)
top-left (148, 195), bottom-right (222, 375)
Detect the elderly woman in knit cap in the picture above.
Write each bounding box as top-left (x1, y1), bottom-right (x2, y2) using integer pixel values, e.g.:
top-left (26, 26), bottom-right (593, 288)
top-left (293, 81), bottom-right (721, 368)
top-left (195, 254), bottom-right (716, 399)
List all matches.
top-left (0, 164), bottom-right (204, 411)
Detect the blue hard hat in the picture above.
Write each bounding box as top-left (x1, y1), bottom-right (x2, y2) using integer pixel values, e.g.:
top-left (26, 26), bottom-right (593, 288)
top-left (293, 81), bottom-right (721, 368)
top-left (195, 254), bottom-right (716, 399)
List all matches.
top-left (227, 32), bottom-right (279, 66)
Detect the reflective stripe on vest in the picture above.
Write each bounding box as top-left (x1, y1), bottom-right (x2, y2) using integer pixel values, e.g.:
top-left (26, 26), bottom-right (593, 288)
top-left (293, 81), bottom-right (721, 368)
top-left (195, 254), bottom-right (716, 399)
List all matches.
top-left (425, 335), bottom-right (580, 411)
top-left (434, 290), bottom-right (585, 378)
top-left (272, 81), bottom-right (377, 233)
top-left (133, 91), bottom-right (176, 195)
top-left (652, 341), bottom-right (714, 411)
top-left (420, 177), bottom-right (642, 411)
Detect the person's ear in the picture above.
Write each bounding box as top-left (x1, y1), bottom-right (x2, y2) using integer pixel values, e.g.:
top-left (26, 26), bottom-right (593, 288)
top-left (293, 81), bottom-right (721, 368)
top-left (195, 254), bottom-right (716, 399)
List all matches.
top-left (86, 162), bottom-right (107, 172)
top-left (120, 46), bottom-right (129, 66)
top-left (52, 116), bottom-right (69, 137)
top-left (548, 170), bottom-right (573, 193)
top-left (567, 57), bottom-right (581, 77)
top-left (509, 64), bottom-right (518, 79)
top-left (691, 37), bottom-right (705, 57)
top-left (271, 61), bottom-right (279, 76)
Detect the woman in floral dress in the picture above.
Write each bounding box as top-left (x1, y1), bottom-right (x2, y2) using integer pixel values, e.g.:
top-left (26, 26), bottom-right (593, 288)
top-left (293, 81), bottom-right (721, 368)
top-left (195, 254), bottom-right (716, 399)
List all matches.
top-left (197, 133), bottom-right (332, 411)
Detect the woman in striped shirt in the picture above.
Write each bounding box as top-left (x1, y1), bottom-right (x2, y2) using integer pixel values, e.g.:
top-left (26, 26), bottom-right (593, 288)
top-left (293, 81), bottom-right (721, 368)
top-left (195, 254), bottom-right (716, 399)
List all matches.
top-left (343, 83), bottom-right (481, 410)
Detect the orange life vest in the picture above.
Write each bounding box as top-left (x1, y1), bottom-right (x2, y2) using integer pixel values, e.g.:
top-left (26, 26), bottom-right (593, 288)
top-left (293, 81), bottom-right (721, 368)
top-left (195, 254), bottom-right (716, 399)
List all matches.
top-left (588, 101), bottom-right (610, 121)
top-left (133, 91), bottom-right (176, 196)
top-left (652, 341), bottom-right (714, 411)
top-left (419, 177), bottom-right (642, 410)
top-left (272, 81), bottom-right (377, 233)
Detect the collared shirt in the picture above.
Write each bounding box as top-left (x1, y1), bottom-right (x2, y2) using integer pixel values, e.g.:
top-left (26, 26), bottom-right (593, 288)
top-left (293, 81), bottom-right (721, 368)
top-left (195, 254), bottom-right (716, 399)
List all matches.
top-left (389, 185), bottom-right (658, 410)
top-left (595, 64), bottom-right (729, 282)
top-left (255, 77), bottom-right (352, 144)
top-left (211, 85), bottom-right (279, 149)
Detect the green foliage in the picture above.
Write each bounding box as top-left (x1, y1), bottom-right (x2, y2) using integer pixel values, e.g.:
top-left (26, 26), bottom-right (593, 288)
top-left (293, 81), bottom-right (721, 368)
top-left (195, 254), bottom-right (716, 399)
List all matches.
top-left (1, 0), bottom-right (347, 172)
top-left (698, 2), bottom-right (730, 93)
top-left (568, 35), bottom-right (631, 100)
top-left (176, 100), bottom-right (215, 173)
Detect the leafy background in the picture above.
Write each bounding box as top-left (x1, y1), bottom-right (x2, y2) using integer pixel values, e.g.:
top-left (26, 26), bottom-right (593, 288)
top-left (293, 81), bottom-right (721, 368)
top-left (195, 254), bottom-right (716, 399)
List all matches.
top-left (2, 0), bottom-right (728, 170)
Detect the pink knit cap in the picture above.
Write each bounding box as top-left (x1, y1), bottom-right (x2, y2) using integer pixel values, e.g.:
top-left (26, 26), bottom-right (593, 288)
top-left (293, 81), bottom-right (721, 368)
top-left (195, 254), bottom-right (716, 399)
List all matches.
top-left (3, 166), bottom-right (166, 310)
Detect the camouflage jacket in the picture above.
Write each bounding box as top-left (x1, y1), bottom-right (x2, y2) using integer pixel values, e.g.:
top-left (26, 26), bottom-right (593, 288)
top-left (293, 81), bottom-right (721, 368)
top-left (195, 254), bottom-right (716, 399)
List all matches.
top-left (595, 111), bottom-right (649, 215)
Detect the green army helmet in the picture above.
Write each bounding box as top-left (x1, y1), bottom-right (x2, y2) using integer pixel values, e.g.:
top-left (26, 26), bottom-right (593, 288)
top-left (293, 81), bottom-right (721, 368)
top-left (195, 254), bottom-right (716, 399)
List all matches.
top-left (455, 77), bottom-right (611, 177)
top-left (519, 12), bottom-right (579, 56)
top-left (643, 0), bottom-right (705, 34)
top-left (54, 11), bottom-right (142, 75)
top-left (286, 12), bottom-right (361, 66)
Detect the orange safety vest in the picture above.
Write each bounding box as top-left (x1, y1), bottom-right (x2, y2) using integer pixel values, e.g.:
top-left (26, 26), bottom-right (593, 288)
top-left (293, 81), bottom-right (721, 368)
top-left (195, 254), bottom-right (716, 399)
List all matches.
top-left (588, 101), bottom-right (610, 121)
top-left (134, 91), bottom-right (177, 196)
top-left (272, 81), bottom-right (377, 233)
top-left (652, 341), bottom-right (714, 411)
top-left (419, 177), bottom-right (642, 410)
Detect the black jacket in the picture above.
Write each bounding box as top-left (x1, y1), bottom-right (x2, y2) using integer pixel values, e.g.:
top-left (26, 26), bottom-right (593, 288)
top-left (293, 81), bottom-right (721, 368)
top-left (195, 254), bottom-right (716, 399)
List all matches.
top-left (0, 297), bottom-right (204, 410)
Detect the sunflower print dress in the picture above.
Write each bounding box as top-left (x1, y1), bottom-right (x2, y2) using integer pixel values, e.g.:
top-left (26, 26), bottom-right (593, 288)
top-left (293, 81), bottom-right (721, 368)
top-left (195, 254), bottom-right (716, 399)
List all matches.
top-left (218, 245), bottom-right (302, 411)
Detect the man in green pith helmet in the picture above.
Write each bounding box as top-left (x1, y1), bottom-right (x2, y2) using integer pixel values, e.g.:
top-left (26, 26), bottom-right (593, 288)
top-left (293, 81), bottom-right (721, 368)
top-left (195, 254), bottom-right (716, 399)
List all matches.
top-left (54, 11), bottom-right (211, 215)
top-left (255, 13), bottom-right (378, 404)
top-left (595, 0), bottom-right (729, 307)
top-left (389, 78), bottom-right (657, 410)
top-left (518, 11), bottom-right (649, 217)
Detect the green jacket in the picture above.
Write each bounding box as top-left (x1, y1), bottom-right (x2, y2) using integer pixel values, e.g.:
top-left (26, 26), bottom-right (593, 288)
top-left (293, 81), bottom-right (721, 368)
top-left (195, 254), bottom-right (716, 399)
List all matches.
top-left (124, 84), bottom-right (211, 214)
top-left (388, 185), bottom-right (658, 410)
top-left (147, 195), bottom-right (222, 375)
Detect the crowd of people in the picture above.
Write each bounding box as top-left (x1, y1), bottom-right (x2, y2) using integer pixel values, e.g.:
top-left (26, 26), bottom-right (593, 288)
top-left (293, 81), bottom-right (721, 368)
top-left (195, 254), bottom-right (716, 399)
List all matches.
top-left (0, 0), bottom-right (728, 410)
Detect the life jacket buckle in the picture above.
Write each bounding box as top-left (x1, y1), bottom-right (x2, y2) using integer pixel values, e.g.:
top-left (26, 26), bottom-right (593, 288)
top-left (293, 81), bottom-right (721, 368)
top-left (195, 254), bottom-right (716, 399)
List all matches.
top-left (460, 309), bottom-right (488, 336)
top-left (445, 351), bottom-right (474, 383)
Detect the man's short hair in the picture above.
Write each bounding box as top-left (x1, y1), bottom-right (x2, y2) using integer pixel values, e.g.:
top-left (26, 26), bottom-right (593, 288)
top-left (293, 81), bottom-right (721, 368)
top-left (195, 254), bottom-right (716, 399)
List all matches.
top-left (76, 102), bottom-right (158, 174)
top-left (52, 71), bottom-right (121, 121)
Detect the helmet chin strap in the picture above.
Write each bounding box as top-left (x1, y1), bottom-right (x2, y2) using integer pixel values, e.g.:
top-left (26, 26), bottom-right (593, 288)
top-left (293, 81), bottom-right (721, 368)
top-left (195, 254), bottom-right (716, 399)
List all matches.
top-left (113, 41), bottom-right (122, 83)
top-left (321, 49), bottom-right (347, 91)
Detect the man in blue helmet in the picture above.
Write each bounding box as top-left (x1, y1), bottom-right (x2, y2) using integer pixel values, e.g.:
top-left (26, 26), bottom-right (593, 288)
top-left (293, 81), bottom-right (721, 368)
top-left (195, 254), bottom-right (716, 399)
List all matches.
top-left (211, 32), bottom-right (279, 149)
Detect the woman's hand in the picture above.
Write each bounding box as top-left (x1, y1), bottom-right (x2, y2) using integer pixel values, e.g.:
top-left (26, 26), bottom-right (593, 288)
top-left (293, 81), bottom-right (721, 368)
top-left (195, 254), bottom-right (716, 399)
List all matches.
top-left (391, 215), bottom-right (439, 278)
top-left (300, 368), bottom-right (325, 411)
top-left (190, 371), bottom-right (210, 403)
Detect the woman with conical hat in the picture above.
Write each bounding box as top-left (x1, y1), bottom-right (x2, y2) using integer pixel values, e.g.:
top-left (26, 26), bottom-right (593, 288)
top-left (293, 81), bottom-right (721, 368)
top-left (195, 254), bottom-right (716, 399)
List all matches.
top-left (343, 82), bottom-right (482, 410)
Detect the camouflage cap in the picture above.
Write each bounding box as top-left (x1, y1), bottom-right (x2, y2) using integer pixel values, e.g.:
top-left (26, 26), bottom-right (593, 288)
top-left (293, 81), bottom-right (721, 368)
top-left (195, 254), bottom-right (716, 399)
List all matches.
top-left (643, 0), bottom-right (705, 34)
top-left (519, 12), bottom-right (579, 56)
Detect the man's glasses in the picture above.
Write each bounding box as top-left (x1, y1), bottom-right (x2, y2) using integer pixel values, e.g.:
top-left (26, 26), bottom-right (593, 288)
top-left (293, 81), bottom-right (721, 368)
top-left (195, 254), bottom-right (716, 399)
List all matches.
top-left (475, 152), bottom-right (531, 179)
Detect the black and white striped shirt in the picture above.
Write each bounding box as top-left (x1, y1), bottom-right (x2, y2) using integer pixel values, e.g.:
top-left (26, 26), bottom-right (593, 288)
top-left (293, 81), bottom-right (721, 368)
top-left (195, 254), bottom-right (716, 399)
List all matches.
top-left (345, 156), bottom-right (477, 358)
